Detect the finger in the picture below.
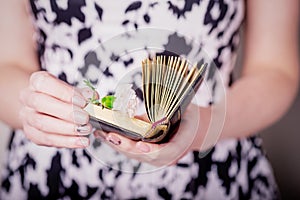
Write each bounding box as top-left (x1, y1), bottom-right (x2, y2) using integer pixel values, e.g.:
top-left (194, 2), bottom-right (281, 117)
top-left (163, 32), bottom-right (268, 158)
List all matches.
top-left (93, 130), bottom-right (136, 155)
top-left (22, 107), bottom-right (92, 136)
top-left (93, 130), bottom-right (107, 141)
top-left (137, 140), bottom-right (185, 166)
top-left (29, 71), bottom-right (87, 107)
top-left (105, 132), bottom-right (165, 154)
top-left (134, 114), bottom-right (150, 122)
top-left (106, 132), bottom-right (134, 151)
top-left (29, 71), bottom-right (75, 102)
top-left (135, 141), bottom-right (164, 153)
top-left (20, 90), bottom-right (89, 125)
top-left (103, 132), bottom-right (180, 166)
top-left (23, 121), bottom-right (90, 148)
top-left (79, 87), bottom-right (99, 100)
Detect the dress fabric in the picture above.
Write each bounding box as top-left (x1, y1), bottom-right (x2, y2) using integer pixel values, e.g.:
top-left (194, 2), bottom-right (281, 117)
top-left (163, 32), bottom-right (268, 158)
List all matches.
top-left (1, 0), bottom-right (279, 199)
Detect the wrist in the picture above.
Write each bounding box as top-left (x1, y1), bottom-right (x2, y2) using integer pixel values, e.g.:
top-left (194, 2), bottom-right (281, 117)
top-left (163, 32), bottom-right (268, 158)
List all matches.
top-left (190, 106), bottom-right (212, 151)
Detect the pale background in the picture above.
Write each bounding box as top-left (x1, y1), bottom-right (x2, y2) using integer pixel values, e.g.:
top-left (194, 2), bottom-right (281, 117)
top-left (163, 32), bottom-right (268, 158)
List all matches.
top-left (0, 27), bottom-right (300, 200)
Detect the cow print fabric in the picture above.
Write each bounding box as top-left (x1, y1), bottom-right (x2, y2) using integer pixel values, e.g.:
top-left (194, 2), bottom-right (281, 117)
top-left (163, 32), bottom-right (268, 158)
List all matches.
top-left (1, 0), bottom-right (279, 199)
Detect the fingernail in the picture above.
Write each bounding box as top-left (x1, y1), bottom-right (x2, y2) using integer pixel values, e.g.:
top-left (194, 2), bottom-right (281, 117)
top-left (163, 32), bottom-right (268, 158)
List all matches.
top-left (72, 95), bottom-right (86, 107)
top-left (73, 110), bottom-right (89, 125)
top-left (76, 124), bottom-right (91, 134)
top-left (76, 137), bottom-right (89, 147)
top-left (107, 134), bottom-right (121, 145)
top-left (81, 87), bottom-right (95, 100)
top-left (136, 142), bottom-right (150, 153)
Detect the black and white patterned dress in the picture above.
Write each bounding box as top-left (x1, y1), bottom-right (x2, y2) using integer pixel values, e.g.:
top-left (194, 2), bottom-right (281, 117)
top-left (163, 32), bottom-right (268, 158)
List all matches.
top-left (1, 0), bottom-right (279, 199)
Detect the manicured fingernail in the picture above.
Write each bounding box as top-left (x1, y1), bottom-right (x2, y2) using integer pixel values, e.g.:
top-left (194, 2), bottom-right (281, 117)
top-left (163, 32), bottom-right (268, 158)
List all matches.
top-left (81, 87), bottom-right (94, 100)
top-left (72, 95), bottom-right (86, 107)
top-left (76, 124), bottom-right (91, 134)
top-left (136, 142), bottom-right (150, 153)
top-left (76, 137), bottom-right (89, 147)
top-left (73, 110), bottom-right (89, 125)
top-left (107, 134), bottom-right (121, 145)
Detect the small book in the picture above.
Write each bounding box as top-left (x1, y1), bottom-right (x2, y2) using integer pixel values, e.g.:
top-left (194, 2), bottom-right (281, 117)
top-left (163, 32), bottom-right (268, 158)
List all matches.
top-left (84, 56), bottom-right (207, 143)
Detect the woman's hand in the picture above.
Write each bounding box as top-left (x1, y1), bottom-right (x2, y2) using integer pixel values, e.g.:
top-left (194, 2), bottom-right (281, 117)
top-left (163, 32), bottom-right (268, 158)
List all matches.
top-left (19, 71), bottom-right (95, 148)
top-left (94, 104), bottom-right (211, 166)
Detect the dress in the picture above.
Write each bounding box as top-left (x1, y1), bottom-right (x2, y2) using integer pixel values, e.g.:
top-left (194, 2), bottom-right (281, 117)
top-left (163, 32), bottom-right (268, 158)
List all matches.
top-left (1, 0), bottom-right (279, 199)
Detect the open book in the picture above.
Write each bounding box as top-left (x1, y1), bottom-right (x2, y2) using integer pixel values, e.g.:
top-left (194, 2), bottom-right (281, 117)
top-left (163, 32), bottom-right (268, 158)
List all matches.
top-left (84, 56), bottom-right (207, 143)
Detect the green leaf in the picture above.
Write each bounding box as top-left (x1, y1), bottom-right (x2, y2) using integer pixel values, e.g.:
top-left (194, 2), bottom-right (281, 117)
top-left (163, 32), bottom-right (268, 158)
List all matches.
top-left (101, 95), bottom-right (116, 109)
top-left (90, 99), bottom-right (101, 105)
top-left (83, 79), bottom-right (96, 91)
top-left (84, 79), bottom-right (99, 105)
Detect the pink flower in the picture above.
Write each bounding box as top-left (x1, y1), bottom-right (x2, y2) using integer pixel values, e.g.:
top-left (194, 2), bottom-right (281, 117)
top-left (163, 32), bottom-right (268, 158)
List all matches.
top-left (113, 84), bottom-right (138, 118)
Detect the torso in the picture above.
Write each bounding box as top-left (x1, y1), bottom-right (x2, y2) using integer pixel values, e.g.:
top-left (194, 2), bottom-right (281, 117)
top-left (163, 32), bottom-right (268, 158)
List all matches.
top-left (30, 0), bottom-right (244, 105)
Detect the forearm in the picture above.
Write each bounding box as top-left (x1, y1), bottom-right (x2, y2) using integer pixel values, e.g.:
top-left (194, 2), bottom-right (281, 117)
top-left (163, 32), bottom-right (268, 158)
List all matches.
top-left (214, 0), bottom-right (299, 142)
top-left (0, 0), bottom-right (40, 129)
top-left (0, 66), bottom-right (34, 129)
top-left (223, 68), bottom-right (298, 138)
top-left (193, 67), bottom-right (299, 150)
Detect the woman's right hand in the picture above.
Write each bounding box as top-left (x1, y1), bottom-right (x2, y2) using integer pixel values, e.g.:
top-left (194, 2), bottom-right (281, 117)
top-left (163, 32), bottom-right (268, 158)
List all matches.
top-left (19, 71), bottom-right (95, 148)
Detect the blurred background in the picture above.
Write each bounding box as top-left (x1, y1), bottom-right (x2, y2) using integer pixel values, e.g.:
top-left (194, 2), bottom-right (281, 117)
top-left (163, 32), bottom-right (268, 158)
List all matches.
top-left (0, 21), bottom-right (300, 200)
top-left (261, 93), bottom-right (300, 199)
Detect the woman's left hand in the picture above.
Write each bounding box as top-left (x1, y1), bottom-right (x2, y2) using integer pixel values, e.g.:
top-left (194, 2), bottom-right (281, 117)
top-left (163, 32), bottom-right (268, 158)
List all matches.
top-left (94, 104), bottom-right (211, 166)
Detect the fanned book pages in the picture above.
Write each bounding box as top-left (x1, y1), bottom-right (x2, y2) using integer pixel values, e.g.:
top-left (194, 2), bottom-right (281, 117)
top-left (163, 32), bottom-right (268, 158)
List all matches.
top-left (84, 56), bottom-right (207, 143)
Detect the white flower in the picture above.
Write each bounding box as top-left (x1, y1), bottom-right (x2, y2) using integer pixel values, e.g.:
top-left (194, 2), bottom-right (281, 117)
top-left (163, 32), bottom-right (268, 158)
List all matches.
top-left (113, 84), bottom-right (138, 118)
